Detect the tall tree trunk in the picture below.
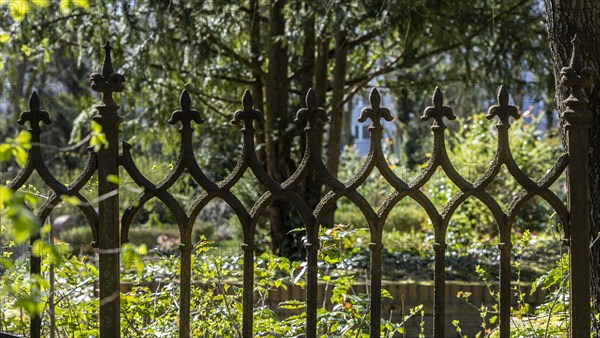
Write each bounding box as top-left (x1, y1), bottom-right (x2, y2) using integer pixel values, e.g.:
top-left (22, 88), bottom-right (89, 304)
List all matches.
top-left (544, 0), bottom-right (600, 334)
top-left (323, 29), bottom-right (348, 227)
top-left (342, 98), bottom-right (354, 146)
top-left (314, 32), bottom-right (330, 110)
top-left (314, 28), bottom-right (330, 130)
top-left (313, 24), bottom-right (330, 229)
top-left (249, 0), bottom-right (265, 162)
top-left (266, 0), bottom-right (295, 258)
top-left (298, 2), bottom-right (322, 233)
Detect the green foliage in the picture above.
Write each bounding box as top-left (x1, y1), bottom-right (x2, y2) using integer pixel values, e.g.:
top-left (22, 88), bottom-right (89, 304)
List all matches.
top-left (455, 230), bottom-right (570, 338)
top-left (445, 113), bottom-right (563, 234)
top-left (58, 225), bottom-right (180, 252)
top-left (0, 0), bottom-right (551, 174)
top-left (89, 121), bottom-right (107, 152)
top-left (1, 186), bottom-right (39, 244)
top-left (0, 131), bottom-right (31, 166)
top-left (1, 226), bottom-right (425, 337)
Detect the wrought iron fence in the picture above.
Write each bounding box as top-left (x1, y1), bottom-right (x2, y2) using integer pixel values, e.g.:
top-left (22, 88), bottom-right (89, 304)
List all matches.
top-left (3, 36), bottom-right (594, 338)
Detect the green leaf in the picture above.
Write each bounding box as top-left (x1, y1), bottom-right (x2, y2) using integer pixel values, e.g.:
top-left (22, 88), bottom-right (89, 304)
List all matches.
top-left (0, 143), bottom-right (11, 161)
top-left (90, 134), bottom-right (107, 152)
top-left (106, 174), bottom-right (119, 184)
top-left (61, 195), bottom-right (81, 205)
top-left (381, 289), bottom-right (393, 300)
top-left (31, 0), bottom-right (50, 6)
top-left (15, 298), bottom-right (40, 316)
top-left (0, 185), bottom-right (12, 208)
top-left (11, 205), bottom-right (38, 243)
top-left (278, 300), bottom-right (306, 310)
top-left (91, 121), bottom-right (102, 133)
top-left (0, 257), bottom-right (13, 269)
top-left (12, 146), bottom-right (28, 167)
top-left (20, 44), bottom-right (33, 57)
top-left (9, 2), bottom-right (30, 21)
top-left (15, 131), bottom-right (31, 149)
top-left (137, 243), bottom-right (148, 255)
top-left (60, 0), bottom-right (89, 14)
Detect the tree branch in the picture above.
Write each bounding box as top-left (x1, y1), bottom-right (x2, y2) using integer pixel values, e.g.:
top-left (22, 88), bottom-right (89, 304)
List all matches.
top-left (206, 35), bottom-right (266, 77)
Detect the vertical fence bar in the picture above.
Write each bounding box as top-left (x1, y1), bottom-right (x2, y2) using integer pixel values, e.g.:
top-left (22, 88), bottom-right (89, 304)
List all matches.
top-left (91, 42), bottom-right (124, 338)
top-left (422, 88), bottom-right (454, 338)
top-left (432, 239), bottom-right (445, 338)
top-left (369, 242), bottom-right (382, 338)
top-left (298, 90), bottom-right (328, 338)
top-left (498, 240), bottom-right (511, 338)
top-left (241, 243), bottom-right (255, 338)
top-left (561, 36), bottom-right (593, 338)
top-left (29, 241), bottom-right (42, 338)
top-left (27, 101), bottom-right (43, 338)
top-left (179, 243), bottom-right (192, 338)
top-left (16, 92), bottom-right (47, 338)
top-left (305, 241), bottom-right (318, 338)
top-left (234, 92), bottom-right (261, 338)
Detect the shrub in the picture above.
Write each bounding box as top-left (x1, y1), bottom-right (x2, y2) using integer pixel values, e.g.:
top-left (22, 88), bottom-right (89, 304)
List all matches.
top-left (59, 226), bottom-right (181, 251)
top-left (335, 201), bottom-right (426, 233)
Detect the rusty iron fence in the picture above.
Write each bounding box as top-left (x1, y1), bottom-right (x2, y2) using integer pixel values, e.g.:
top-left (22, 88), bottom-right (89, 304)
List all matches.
top-left (3, 36), bottom-right (594, 338)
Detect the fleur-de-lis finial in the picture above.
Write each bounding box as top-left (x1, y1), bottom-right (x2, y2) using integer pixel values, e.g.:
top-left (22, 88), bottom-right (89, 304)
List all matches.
top-left (102, 41), bottom-right (114, 78)
top-left (560, 34), bottom-right (593, 111)
top-left (17, 91), bottom-right (51, 133)
top-left (358, 88), bottom-right (393, 129)
top-left (421, 87), bottom-right (455, 129)
top-left (294, 88), bottom-right (328, 130)
top-left (90, 41), bottom-right (125, 108)
top-left (486, 86), bottom-right (519, 127)
top-left (231, 90), bottom-right (264, 129)
top-left (169, 89), bottom-right (204, 127)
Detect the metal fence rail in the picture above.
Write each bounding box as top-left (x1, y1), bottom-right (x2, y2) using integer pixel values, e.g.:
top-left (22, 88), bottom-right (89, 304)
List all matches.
top-left (4, 37), bottom-right (593, 338)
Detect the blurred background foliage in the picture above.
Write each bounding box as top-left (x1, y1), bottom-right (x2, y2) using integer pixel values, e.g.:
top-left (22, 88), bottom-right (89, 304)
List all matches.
top-left (0, 0), bottom-right (561, 255)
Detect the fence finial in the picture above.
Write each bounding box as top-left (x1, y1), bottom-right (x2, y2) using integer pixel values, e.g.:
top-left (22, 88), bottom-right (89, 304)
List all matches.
top-left (486, 86), bottom-right (519, 127)
top-left (560, 35), bottom-right (593, 122)
top-left (90, 41), bottom-right (125, 109)
top-left (232, 90), bottom-right (263, 128)
top-left (358, 88), bottom-right (392, 129)
top-left (17, 91), bottom-right (51, 132)
top-left (295, 88), bottom-right (328, 130)
top-left (169, 89), bottom-right (204, 126)
top-left (421, 87), bottom-right (455, 129)
top-left (102, 41), bottom-right (114, 78)
top-left (242, 89), bottom-right (254, 112)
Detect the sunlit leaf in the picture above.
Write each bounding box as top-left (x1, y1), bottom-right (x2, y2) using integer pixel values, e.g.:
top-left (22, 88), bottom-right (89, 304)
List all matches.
top-left (61, 195), bottom-right (81, 205)
top-left (15, 131), bottom-right (31, 149)
top-left (106, 174), bottom-right (119, 184)
top-left (12, 146), bottom-right (28, 167)
top-left (0, 143), bottom-right (11, 161)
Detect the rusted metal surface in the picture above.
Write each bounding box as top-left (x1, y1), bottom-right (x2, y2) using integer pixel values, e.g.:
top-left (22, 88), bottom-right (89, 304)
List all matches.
top-left (90, 41), bottom-right (124, 338)
top-left (561, 35), bottom-right (593, 338)
top-left (4, 38), bottom-right (592, 338)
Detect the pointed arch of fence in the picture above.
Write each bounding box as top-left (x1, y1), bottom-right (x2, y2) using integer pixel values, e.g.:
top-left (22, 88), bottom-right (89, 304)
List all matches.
top-left (3, 36), bottom-right (593, 338)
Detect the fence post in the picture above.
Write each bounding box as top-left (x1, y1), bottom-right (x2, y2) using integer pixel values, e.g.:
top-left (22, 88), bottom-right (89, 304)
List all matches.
top-left (561, 35), bottom-right (592, 338)
top-left (90, 42), bottom-right (124, 337)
